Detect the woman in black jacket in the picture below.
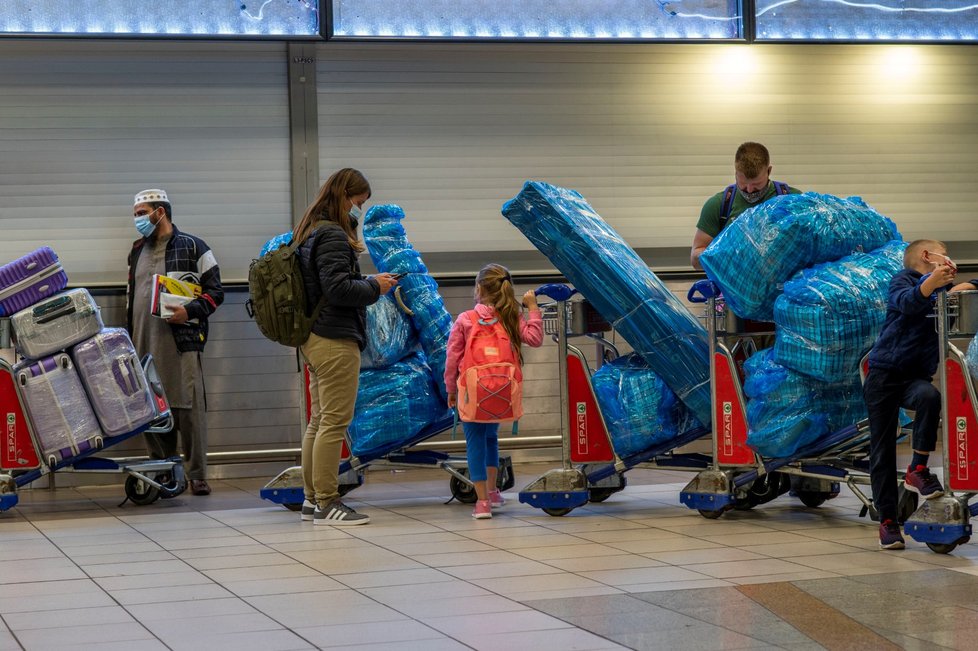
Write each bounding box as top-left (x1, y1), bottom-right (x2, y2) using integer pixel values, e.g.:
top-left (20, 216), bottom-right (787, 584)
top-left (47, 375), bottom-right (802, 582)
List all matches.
top-left (293, 168), bottom-right (398, 526)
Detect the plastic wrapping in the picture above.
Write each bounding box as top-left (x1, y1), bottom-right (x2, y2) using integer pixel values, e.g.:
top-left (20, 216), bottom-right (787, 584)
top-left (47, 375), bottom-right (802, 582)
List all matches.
top-left (700, 193), bottom-right (901, 321)
top-left (502, 181), bottom-right (711, 426)
top-left (71, 328), bottom-right (156, 437)
top-left (12, 288), bottom-right (104, 360)
top-left (591, 354), bottom-right (702, 458)
top-left (361, 294), bottom-right (418, 369)
top-left (967, 336), bottom-right (978, 383)
top-left (260, 231), bottom-right (293, 257)
top-left (363, 204), bottom-right (453, 401)
top-left (349, 352), bottom-right (452, 457)
top-left (774, 240), bottom-right (907, 382)
top-left (744, 349), bottom-right (866, 458)
top-left (15, 353), bottom-right (103, 465)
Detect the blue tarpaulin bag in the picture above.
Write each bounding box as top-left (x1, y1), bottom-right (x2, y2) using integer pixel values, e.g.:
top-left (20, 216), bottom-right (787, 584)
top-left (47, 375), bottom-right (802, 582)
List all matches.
top-left (361, 294), bottom-right (418, 370)
top-left (700, 193), bottom-right (901, 321)
top-left (349, 352), bottom-right (452, 457)
top-left (363, 204), bottom-right (453, 402)
top-left (501, 181), bottom-right (712, 426)
top-left (744, 349), bottom-right (866, 458)
top-left (774, 240), bottom-right (906, 382)
top-left (591, 354), bottom-right (702, 458)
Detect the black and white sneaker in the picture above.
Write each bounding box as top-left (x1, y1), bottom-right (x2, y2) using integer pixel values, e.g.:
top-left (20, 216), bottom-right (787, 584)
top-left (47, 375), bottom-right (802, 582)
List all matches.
top-left (313, 500), bottom-right (370, 526)
top-left (300, 499), bottom-right (316, 522)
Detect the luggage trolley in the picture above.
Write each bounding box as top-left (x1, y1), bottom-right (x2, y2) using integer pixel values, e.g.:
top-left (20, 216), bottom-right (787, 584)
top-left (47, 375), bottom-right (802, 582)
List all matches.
top-left (0, 317), bottom-right (184, 512)
top-left (260, 369), bottom-right (515, 511)
top-left (903, 289), bottom-right (978, 554)
top-left (679, 280), bottom-right (917, 522)
top-left (518, 284), bottom-right (711, 517)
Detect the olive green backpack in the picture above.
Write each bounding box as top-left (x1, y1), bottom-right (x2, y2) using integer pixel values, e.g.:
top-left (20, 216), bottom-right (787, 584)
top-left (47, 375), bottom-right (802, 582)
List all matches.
top-left (246, 240), bottom-right (324, 347)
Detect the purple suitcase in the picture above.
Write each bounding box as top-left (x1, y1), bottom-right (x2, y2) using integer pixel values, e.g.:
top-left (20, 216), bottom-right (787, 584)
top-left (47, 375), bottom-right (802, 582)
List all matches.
top-left (0, 247), bottom-right (68, 317)
top-left (15, 353), bottom-right (103, 467)
top-left (72, 328), bottom-right (156, 437)
top-left (11, 288), bottom-right (104, 360)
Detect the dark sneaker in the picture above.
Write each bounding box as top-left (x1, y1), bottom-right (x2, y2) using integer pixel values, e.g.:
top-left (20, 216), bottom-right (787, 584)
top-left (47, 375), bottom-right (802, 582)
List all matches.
top-left (313, 500), bottom-right (370, 526)
top-left (905, 465), bottom-right (944, 499)
top-left (300, 499), bottom-right (315, 522)
top-left (190, 479), bottom-right (211, 496)
top-left (879, 519), bottom-right (905, 550)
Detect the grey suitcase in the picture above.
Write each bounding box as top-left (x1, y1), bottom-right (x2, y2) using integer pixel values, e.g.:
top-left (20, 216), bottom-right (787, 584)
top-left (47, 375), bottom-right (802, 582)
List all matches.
top-left (72, 328), bottom-right (156, 437)
top-left (16, 353), bottom-right (103, 467)
top-left (11, 288), bottom-right (103, 360)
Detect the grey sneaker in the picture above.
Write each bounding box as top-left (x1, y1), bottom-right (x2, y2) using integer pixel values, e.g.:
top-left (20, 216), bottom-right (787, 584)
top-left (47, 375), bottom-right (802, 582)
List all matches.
top-left (300, 499), bottom-right (315, 522)
top-left (313, 500), bottom-right (370, 526)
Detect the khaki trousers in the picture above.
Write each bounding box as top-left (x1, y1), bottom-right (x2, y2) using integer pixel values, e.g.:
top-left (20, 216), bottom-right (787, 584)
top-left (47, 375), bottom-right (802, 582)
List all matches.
top-left (300, 333), bottom-right (360, 507)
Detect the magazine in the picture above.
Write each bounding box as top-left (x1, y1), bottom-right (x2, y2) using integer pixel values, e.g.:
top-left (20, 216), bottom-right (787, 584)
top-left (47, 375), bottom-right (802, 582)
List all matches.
top-left (151, 273), bottom-right (201, 320)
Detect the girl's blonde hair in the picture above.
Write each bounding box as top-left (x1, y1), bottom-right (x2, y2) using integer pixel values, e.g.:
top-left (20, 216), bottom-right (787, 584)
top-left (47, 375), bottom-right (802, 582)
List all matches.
top-left (475, 263), bottom-right (525, 364)
top-left (293, 168), bottom-right (371, 253)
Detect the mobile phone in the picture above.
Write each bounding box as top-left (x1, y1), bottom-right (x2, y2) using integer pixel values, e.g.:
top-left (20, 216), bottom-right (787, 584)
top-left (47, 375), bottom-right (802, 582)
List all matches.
top-left (391, 272), bottom-right (407, 280)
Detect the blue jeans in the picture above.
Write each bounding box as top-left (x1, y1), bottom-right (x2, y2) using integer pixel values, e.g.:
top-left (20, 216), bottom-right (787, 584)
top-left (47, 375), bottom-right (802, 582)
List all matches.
top-left (462, 422), bottom-right (500, 482)
top-left (863, 368), bottom-right (941, 522)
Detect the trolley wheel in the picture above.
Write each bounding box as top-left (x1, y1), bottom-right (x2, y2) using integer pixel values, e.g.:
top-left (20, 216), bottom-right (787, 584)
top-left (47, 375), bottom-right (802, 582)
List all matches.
top-left (697, 508), bottom-right (724, 520)
top-left (282, 503), bottom-right (303, 512)
top-left (588, 475), bottom-right (627, 503)
top-left (124, 476), bottom-right (160, 506)
top-left (450, 474), bottom-right (478, 504)
top-left (543, 507), bottom-right (573, 517)
top-left (927, 542), bottom-right (959, 554)
top-left (797, 491), bottom-right (829, 509)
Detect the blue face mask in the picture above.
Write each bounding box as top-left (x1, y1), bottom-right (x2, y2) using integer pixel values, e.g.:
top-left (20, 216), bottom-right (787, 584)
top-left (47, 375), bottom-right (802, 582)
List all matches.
top-left (134, 212), bottom-right (157, 238)
top-left (349, 204), bottom-right (363, 224)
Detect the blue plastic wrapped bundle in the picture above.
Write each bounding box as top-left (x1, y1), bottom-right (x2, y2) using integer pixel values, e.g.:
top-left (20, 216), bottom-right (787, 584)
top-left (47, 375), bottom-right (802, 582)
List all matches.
top-left (591, 354), bottom-right (702, 458)
top-left (260, 231), bottom-right (292, 257)
top-left (700, 193), bottom-right (901, 321)
top-left (502, 181), bottom-right (711, 426)
top-left (744, 349), bottom-right (866, 458)
top-left (349, 352), bottom-right (452, 457)
top-left (361, 294), bottom-right (418, 369)
top-left (774, 240), bottom-right (907, 382)
top-left (967, 337), bottom-right (978, 382)
top-left (363, 204), bottom-right (453, 402)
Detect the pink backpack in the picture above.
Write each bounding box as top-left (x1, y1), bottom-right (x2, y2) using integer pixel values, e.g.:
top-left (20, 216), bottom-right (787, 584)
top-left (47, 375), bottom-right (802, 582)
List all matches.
top-left (456, 310), bottom-right (523, 423)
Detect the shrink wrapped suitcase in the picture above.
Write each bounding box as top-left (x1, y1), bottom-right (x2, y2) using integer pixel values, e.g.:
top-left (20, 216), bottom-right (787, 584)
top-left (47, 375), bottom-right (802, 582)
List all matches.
top-left (0, 246), bottom-right (68, 317)
top-left (72, 328), bottom-right (156, 437)
top-left (11, 288), bottom-right (103, 360)
top-left (16, 353), bottom-right (103, 467)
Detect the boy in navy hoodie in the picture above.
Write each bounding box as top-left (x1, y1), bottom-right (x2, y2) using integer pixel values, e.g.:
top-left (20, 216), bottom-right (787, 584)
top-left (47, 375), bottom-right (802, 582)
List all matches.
top-left (865, 239), bottom-right (978, 549)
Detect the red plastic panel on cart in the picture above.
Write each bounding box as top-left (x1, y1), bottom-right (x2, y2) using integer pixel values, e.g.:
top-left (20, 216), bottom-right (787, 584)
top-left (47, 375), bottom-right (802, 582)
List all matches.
top-left (714, 352), bottom-right (755, 466)
top-left (567, 354), bottom-right (615, 463)
top-left (1, 363), bottom-right (40, 471)
top-left (946, 357), bottom-right (978, 491)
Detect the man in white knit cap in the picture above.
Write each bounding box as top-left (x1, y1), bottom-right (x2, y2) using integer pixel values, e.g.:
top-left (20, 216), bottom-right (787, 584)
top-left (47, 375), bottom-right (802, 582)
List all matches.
top-left (127, 189), bottom-right (223, 496)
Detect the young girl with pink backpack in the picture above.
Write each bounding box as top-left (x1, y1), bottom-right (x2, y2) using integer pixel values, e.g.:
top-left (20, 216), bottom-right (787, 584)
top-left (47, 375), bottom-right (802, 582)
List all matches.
top-left (445, 264), bottom-right (544, 519)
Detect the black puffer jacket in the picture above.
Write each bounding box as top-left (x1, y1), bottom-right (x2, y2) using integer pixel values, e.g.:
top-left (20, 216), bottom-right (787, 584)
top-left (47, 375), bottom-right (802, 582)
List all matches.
top-left (298, 221), bottom-right (380, 350)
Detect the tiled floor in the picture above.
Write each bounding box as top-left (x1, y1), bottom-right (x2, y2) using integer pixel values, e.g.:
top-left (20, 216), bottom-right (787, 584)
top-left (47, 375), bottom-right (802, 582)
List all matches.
top-left (3, 463), bottom-right (978, 650)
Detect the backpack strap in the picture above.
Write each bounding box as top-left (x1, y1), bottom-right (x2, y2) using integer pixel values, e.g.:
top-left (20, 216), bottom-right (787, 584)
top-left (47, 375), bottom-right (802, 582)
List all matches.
top-left (718, 183), bottom-right (737, 229)
top-left (719, 181), bottom-right (790, 230)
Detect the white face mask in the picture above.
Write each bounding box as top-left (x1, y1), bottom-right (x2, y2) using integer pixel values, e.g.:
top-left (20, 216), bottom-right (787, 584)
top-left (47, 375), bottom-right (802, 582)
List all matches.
top-left (349, 204), bottom-right (363, 222)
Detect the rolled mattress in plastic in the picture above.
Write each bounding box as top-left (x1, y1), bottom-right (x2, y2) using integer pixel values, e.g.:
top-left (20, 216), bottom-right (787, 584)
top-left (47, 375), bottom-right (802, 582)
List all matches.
top-left (502, 181), bottom-right (711, 426)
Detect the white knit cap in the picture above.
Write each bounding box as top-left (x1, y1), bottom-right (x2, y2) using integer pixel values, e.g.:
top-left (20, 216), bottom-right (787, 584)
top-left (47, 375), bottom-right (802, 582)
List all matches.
top-left (134, 188), bottom-right (169, 207)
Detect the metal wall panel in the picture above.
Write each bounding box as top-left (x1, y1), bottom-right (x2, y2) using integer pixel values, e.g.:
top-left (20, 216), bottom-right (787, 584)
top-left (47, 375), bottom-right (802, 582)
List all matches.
top-left (317, 42), bottom-right (978, 272)
top-left (0, 39), bottom-right (293, 285)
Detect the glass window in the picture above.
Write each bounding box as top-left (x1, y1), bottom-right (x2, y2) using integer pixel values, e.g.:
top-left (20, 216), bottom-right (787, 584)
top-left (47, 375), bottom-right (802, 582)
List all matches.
top-left (330, 0), bottom-right (742, 40)
top-left (0, 0), bottom-right (320, 38)
top-left (756, 0), bottom-right (978, 41)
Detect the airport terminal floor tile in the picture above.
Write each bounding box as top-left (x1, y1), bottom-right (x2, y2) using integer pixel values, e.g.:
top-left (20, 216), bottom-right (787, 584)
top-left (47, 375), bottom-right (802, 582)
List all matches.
top-left (3, 464), bottom-right (978, 650)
